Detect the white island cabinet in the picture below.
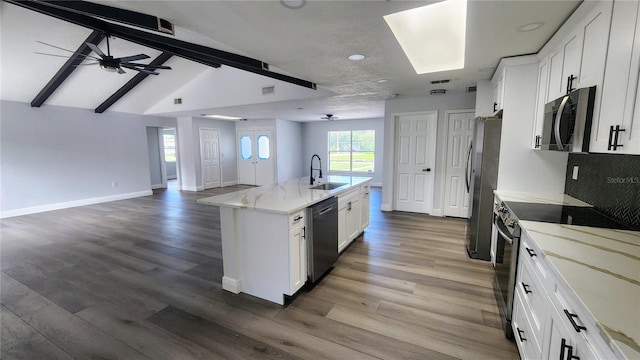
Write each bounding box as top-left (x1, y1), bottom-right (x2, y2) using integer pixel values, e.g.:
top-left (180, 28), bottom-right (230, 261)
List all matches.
top-left (198, 176), bottom-right (371, 305)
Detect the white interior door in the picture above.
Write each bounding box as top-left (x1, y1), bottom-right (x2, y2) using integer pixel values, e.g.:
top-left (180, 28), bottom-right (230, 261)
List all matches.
top-left (443, 112), bottom-right (475, 218)
top-left (237, 130), bottom-right (255, 185)
top-left (394, 112), bottom-right (437, 213)
top-left (254, 129), bottom-right (275, 186)
top-left (200, 128), bottom-right (221, 189)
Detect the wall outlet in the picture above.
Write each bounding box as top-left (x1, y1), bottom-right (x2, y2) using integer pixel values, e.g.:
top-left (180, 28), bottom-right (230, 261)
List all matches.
top-left (112, 180), bottom-right (118, 188)
top-left (572, 166), bottom-right (579, 180)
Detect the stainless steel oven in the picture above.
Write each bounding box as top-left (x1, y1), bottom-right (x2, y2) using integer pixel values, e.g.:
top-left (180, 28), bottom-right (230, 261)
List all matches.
top-left (492, 202), bottom-right (521, 340)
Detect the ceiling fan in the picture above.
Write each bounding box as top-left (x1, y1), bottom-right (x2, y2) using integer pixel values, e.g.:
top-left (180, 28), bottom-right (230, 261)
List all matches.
top-left (35, 36), bottom-right (171, 75)
top-left (321, 114), bottom-right (339, 121)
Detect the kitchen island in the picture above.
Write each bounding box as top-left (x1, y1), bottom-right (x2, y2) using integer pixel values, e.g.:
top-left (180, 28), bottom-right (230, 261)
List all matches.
top-left (197, 176), bottom-right (371, 305)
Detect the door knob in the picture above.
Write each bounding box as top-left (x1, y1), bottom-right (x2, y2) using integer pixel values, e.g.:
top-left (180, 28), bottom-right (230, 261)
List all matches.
top-left (422, 168), bottom-right (431, 172)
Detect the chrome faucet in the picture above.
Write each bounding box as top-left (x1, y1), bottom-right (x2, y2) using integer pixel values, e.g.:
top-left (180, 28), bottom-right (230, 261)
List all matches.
top-left (310, 154), bottom-right (323, 185)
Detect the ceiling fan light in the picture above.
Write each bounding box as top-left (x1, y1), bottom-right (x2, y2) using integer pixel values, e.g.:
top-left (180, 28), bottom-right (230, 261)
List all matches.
top-left (100, 64), bottom-right (119, 72)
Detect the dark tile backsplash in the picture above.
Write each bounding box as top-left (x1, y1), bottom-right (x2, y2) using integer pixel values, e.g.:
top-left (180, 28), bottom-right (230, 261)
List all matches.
top-left (565, 153), bottom-right (640, 230)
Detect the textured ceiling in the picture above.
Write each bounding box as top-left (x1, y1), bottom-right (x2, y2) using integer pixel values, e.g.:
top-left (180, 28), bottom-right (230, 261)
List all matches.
top-left (1, 0), bottom-right (581, 121)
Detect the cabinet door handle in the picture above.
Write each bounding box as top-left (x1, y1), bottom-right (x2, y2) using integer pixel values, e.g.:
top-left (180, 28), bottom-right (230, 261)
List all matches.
top-left (422, 168), bottom-right (431, 172)
top-left (564, 309), bottom-right (587, 332)
top-left (535, 135), bottom-right (541, 148)
top-left (293, 215), bottom-right (303, 222)
top-left (493, 102), bottom-right (498, 112)
top-left (347, 202), bottom-right (352, 211)
top-left (608, 125), bottom-right (626, 150)
top-left (302, 226), bottom-right (305, 239)
top-left (516, 328), bottom-right (526, 342)
top-left (566, 74), bottom-right (576, 94)
top-left (521, 282), bottom-right (532, 294)
top-left (561, 338), bottom-right (580, 360)
top-left (526, 247), bottom-right (537, 257)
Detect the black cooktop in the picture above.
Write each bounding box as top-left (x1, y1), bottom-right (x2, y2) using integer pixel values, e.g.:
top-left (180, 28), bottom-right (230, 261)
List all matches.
top-left (504, 202), bottom-right (638, 231)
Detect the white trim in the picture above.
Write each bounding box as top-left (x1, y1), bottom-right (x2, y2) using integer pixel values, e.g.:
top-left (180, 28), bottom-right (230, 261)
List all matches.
top-left (430, 208), bottom-right (443, 217)
top-left (151, 184), bottom-right (166, 190)
top-left (222, 276), bottom-right (241, 294)
top-left (181, 185), bottom-right (199, 192)
top-left (381, 203), bottom-right (392, 211)
top-left (0, 190), bottom-right (153, 219)
top-left (370, 182), bottom-right (383, 187)
top-left (223, 180), bottom-right (239, 187)
top-left (157, 128), bottom-right (168, 189)
top-left (197, 185), bottom-right (204, 191)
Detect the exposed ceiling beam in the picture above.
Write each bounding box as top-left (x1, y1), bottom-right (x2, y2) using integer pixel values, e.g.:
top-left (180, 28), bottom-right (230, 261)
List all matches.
top-left (95, 52), bottom-right (173, 114)
top-left (4, 0), bottom-right (317, 90)
top-left (31, 30), bottom-right (106, 107)
top-left (34, 0), bottom-right (175, 35)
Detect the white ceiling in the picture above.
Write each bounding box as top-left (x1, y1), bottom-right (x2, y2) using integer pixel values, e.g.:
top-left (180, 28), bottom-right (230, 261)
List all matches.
top-left (1, 0), bottom-right (581, 122)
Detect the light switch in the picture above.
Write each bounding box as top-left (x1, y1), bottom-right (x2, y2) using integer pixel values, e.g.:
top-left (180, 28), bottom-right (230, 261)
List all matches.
top-left (572, 166), bottom-right (579, 180)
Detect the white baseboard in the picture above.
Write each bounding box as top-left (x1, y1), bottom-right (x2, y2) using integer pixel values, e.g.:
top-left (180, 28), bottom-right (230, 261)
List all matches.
top-left (223, 180), bottom-right (239, 187)
top-left (180, 185), bottom-right (199, 191)
top-left (0, 190), bottom-right (153, 219)
top-left (222, 276), bottom-right (240, 293)
top-left (430, 208), bottom-right (443, 217)
top-left (151, 183), bottom-right (166, 190)
top-left (381, 203), bottom-right (392, 211)
top-left (197, 185), bottom-right (204, 191)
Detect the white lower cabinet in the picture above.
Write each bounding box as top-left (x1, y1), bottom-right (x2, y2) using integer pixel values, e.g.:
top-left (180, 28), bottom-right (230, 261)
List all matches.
top-left (338, 184), bottom-right (369, 253)
top-left (360, 185), bottom-right (370, 231)
top-left (288, 210), bottom-right (306, 294)
top-left (513, 230), bottom-right (619, 359)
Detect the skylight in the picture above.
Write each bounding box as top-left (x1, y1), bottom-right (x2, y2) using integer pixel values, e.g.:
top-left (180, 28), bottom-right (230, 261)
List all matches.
top-left (384, 0), bottom-right (467, 74)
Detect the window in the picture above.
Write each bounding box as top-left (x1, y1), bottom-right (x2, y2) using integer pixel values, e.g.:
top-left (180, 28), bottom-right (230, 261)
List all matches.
top-left (162, 132), bottom-right (176, 162)
top-left (328, 130), bottom-right (375, 172)
top-left (240, 135), bottom-right (252, 160)
top-left (257, 134), bottom-right (270, 160)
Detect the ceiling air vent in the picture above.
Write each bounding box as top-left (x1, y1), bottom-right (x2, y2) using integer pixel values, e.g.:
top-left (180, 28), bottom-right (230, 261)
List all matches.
top-left (466, 86), bottom-right (477, 93)
top-left (262, 86), bottom-right (275, 95)
top-left (430, 89), bottom-right (446, 95)
top-left (430, 79), bottom-right (450, 84)
top-left (174, 98), bottom-right (182, 104)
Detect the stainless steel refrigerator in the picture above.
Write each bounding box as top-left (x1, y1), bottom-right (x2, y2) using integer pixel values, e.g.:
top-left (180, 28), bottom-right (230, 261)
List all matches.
top-left (465, 116), bottom-right (502, 260)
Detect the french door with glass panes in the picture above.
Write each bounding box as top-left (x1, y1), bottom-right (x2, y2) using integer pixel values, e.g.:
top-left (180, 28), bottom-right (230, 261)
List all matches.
top-left (237, 129), bottom-right (275, 186)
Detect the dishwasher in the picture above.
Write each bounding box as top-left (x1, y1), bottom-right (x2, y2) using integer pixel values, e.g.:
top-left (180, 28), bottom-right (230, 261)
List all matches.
top-left (306, 196), bottom-right (339, 283)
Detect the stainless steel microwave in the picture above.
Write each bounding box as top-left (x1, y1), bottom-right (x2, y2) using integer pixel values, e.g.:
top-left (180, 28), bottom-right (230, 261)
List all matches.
top-left (540, 86), bottom-right (596, 152)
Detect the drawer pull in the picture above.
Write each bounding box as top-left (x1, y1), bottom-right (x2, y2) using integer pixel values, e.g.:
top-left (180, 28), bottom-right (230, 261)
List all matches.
top-left (516, 328), bottom-right (526, 342)
top-left (526, 247), bottom-right (537, 257)
top-left (561, 338), bottom-right (580, 360)
top-left (564, 309), bottom-right (587, 333)
top-left (293, 215), bottom-right (303, 222)
top-left (521, 282), bottom-right (532, 294)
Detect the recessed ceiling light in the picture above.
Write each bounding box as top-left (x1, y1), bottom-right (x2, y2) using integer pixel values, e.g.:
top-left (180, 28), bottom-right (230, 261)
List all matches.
top-left (518, 22), bottom-right (544, 32)
top-left (201, 114), bottom-right (243, 120)
top-left (479, 66), bottom-right (495, 72)
top-left (377, 79), bottom-right (390, 83)
top-left (348, 54), bottom-right (366, 61)
top-left (280, 0), bottom-right (306, 9)
top-left (384, 0), bottom-right (467, 74)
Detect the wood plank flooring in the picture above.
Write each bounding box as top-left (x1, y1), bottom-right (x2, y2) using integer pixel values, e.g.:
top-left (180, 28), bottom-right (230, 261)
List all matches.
top-left (1, 184), bottom-right (519, 359)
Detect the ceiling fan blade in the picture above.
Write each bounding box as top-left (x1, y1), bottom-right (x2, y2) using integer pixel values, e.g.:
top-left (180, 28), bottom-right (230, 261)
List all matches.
top-left (74, 62), bottom-right (99, 66)
top-left (117, 67), bottom-right (126, 74)
top-left (34, 51), bottom-right (101, 61)
top-left (122, 62), bottom-right (172, 70)
top-left (86, 43), bottom-right (106, 58)
top-left (121, 63), bottom-right (159, 75)
top-left (117, 54), bottom-right (150, 62)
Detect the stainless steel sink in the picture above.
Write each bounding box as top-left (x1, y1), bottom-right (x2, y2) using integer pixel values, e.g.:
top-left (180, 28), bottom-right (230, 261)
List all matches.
top-left (310, 182), bottom-right (347, 190)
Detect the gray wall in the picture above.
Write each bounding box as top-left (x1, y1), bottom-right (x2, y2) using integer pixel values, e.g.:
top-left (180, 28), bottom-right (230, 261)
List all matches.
top-left (301, 118), bottom-right (384, 185)
top-left (1, 100), bottom-right (175, 215)
top-left (146, 127), bottom-right (163, 188)
top-left (382, 93), bottom-right (476, 213)
top-left (276, 119), bottom-right (303, 182)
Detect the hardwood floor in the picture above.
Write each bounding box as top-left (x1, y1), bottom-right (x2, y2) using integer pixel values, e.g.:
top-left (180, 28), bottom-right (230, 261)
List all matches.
top-left (1, 185), bottom-right (519, 359)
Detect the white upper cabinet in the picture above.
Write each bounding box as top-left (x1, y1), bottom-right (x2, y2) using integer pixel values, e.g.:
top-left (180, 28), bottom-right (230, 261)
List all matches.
top-left (492, 67), bottom-right (506, 114)
top-left (533, 1), bottom-right (614, 151)
top-left (591, 0), bottom-right (640, 154)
